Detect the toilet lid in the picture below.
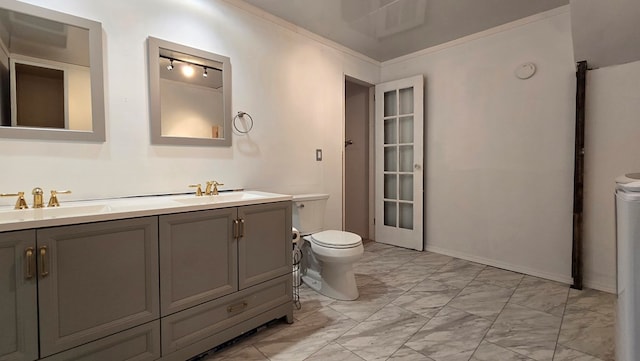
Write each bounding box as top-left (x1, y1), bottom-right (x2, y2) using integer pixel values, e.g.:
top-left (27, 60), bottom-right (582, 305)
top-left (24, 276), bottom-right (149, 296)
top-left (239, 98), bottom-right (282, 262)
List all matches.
top-left (311, 230), bottom-right (362, 249)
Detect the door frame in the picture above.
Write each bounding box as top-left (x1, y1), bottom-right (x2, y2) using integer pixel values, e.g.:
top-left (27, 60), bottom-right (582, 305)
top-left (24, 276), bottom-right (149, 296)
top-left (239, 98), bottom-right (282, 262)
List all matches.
top-left (342, 75), bottom-right (375, 240)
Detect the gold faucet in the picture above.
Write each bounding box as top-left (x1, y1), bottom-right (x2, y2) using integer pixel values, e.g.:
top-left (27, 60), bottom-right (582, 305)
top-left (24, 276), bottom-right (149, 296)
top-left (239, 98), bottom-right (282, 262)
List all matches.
top-left (48, 190), bottom-right (72, 207)
top-left (189, 184), bottom-right (203, 196)
top-left (205, 181), bottom-right (224, 195)
top-left (32, 187), bottom-right (44, 208)
top-left (1, 192), bottom-right (29, 209)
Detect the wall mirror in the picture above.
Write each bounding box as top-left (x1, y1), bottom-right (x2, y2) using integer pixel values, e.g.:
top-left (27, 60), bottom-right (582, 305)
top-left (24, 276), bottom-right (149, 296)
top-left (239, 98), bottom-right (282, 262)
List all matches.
top-left (148, 37), bottom-right (231, 146)
top-left (0, 0), bottom-right (105, 142)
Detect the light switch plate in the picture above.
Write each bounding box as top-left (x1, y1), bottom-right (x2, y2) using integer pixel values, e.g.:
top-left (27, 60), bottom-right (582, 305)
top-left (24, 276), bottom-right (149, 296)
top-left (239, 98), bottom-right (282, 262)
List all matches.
top-left (316, 149), bottom-right (322, 161)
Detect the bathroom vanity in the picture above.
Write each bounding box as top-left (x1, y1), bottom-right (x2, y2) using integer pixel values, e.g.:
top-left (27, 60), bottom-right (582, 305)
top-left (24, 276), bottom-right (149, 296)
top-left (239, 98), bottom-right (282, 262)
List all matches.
top-left (0, 192), bottom-right (293, 361)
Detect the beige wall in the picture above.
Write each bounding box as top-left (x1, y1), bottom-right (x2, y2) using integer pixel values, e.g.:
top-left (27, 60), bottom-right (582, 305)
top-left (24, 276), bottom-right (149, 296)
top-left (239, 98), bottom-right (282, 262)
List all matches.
top-left (582, 60), bottom-right (640, 292)
top-left (0, 0), bottom-right (381, 234)
top-left (381, 8), bottom-right (577, 285)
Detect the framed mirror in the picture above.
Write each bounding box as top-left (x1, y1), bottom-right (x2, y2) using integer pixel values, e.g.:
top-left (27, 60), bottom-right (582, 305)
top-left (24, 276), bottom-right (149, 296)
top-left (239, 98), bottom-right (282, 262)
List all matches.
top-left (0, 0), bottom-right (105, 142)
top-left (147, 37), bottom-right (231, 146)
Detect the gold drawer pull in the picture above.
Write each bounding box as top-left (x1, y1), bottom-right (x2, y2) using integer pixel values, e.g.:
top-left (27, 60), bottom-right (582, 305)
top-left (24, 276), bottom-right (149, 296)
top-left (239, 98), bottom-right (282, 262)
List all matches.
top-left (39, 246), bottom-right (49, 278)
top-left (239, 219), bottom-right (245, 238)
top-left (227, 301), bottom-right (248, 313)
top-left (25, 247), bottom-right (35, 279)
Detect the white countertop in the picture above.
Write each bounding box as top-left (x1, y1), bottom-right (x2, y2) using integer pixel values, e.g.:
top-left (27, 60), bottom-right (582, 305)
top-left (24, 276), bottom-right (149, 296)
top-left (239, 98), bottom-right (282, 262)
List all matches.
top-left (0, 191), bottom-right (292, 232)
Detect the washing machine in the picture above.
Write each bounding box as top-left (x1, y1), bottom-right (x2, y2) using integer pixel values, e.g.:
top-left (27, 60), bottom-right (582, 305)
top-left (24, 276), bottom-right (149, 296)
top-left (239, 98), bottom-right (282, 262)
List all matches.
top-left (615, 173), bottom-right (640, 361)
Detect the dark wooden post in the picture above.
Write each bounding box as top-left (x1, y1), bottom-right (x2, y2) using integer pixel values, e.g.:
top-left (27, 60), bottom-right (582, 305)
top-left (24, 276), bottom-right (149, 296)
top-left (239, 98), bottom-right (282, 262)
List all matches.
top-left (572, 60), bottom-right (587, 290)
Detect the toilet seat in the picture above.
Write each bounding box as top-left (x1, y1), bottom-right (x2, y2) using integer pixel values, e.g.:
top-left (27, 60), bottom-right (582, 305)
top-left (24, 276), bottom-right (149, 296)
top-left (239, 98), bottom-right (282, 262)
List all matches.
top-left (310, 230), bottom-right (361, 249)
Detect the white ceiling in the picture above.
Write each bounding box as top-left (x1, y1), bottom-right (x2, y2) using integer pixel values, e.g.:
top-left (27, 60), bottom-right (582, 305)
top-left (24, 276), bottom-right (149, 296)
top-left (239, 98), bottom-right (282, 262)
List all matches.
top-left (570, 0), bottom-right (640, 69)
top-left (243, 0), bottom-right (569, 62)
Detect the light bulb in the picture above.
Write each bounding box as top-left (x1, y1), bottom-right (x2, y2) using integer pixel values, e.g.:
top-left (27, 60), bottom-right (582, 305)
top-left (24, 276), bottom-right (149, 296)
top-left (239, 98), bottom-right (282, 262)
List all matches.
top-left (203, 67), bottom-right (208, 78)
top-left (167, 60), bottom-right (174, 70)
top-left (182, 64), bottom-right (194, 77)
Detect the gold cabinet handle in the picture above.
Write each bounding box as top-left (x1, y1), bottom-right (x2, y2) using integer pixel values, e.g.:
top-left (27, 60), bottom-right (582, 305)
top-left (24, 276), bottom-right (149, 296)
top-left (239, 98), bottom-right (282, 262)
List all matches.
top-left (39, 246), bottom-right (49, 278)
top-left (233, 219), bottom-right (239, 239)
top-left (239, 219), bottom-right (245, 238)
top-left (227, 301), bottom-right (248, 313)
top-left (25, 247), bottom-right (35, 279)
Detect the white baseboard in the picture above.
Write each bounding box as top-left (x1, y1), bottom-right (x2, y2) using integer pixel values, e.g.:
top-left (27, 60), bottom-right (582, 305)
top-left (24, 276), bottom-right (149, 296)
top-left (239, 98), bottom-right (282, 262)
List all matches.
top-left (583, 277), bottom-right (616, 294)
top-left (425, 244), bottom-right (574, 286)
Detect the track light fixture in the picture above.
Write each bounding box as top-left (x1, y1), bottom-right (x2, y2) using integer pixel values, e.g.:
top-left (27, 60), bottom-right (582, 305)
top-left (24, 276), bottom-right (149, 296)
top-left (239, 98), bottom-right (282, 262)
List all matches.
top-left (161, 56), bottom-right (216, 81)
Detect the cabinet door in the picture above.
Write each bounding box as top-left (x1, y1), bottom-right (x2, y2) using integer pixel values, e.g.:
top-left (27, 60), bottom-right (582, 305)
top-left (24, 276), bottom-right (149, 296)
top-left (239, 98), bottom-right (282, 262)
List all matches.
top-left (159, 208), bottom-right (238, 316)
top-left (37, 217), bottom-right (159, 358)
top-left (238, 202), bottom-right (292, 289)
top-left (0, 230), bottom-right (38, 361)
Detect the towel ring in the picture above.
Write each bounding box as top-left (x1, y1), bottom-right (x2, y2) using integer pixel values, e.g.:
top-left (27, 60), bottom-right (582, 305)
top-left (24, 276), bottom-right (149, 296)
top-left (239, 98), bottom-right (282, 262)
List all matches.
top-left (233, 111), bottom-right (254, 134)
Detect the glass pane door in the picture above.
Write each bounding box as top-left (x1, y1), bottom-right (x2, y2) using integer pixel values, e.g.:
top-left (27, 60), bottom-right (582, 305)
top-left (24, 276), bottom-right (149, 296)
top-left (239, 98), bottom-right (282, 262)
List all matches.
top-left (382, 87), bottom-right (414, 230)
top-left (375, 74), bottom-right (423, 251)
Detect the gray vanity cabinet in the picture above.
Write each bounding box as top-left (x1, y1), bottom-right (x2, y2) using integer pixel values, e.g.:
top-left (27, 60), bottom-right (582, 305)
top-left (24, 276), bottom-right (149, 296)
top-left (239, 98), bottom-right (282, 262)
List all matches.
top-left (159, 208), bottom-right (238, 316)
top-left (0, 198), bottom-right (292, 361)
top-left (36, 217), bottom-right (160, 359)
top-left (159, 202), bottom-right (293, 359)
top-left (0, 230), bottom-right (38, 361)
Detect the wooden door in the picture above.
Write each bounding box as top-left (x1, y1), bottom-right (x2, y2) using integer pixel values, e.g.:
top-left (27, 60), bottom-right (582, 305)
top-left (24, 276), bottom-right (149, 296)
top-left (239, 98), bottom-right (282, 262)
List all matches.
top-left (0, 230), bottom-right (37, 361)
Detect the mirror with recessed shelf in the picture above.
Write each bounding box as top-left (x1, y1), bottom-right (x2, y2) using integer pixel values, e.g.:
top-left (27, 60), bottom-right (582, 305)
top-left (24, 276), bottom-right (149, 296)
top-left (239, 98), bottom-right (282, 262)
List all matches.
top-left (0, 0), bottom-right (105, 142)
top-left (147, 37), bottom-right (231, 146)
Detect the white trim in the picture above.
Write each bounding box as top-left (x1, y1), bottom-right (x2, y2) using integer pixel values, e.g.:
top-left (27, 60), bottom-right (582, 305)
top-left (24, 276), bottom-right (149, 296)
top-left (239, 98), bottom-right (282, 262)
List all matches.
top-left (342, 75), bottom-right (347, 231)
top-left (583, 277), bottom-right (616, 294)
top-left (382, 5), bottom-right (571, 66)
top-left (222, 0), bottom-right (381, 67)
top-left (425, 244), bottom-right (574, 286)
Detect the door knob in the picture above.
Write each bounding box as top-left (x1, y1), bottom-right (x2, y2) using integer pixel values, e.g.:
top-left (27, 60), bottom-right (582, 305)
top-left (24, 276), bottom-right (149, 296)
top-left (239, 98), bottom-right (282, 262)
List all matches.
top-left (414, 164), bottom-right (422, 170)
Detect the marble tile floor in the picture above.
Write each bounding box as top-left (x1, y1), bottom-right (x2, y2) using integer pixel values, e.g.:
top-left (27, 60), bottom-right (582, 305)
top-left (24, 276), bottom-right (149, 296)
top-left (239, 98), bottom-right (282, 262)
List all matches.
top-left (202, 241), bottom-right (615, 361)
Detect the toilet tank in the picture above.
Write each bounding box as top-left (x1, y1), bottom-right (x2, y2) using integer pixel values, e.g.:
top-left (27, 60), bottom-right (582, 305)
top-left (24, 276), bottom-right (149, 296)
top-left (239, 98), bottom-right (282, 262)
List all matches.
top-left (292, 194), bottom-right (329, 235)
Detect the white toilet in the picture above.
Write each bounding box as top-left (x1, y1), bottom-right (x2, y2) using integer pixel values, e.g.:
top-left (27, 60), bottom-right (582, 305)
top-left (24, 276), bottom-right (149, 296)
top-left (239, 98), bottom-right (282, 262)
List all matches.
top-left (292, 194), bottom-right (364, 301)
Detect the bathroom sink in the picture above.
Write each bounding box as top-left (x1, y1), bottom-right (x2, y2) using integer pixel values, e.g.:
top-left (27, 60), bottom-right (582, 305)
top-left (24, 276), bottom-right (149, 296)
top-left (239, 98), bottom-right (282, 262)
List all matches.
top-left (0, 191), bottom-right (291, 232)
top-left (172, 191), bottom-right (270, 205)
top-left (106, 196), bottom-right (178, 211)
top-left (0, 204), bottom-right (111, 224)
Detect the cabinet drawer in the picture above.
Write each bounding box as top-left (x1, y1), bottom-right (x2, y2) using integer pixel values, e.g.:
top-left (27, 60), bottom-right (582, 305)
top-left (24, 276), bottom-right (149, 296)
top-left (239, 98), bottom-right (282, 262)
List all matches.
top-left (41, 320), bottom-right (160, 361)
top-left (161, 274), bottom-right (292, 355)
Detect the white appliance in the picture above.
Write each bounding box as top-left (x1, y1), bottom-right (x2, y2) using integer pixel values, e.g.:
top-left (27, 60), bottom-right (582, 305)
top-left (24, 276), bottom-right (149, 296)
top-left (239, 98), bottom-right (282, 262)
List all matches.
top-left (292, 194), bottom-right (364, 301)
top-left (615, 173), bottom-right (640, 361)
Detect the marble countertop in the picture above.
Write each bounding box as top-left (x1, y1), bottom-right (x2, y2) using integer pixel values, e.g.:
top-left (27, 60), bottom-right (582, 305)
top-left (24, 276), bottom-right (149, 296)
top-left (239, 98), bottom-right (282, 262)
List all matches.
top-left (0, 191), bottom-right (292, 232)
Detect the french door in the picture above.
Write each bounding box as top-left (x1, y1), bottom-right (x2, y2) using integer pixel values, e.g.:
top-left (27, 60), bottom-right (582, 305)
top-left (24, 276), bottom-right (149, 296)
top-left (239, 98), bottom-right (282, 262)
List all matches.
top-left (374, 75), bottom-right (424, 251)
